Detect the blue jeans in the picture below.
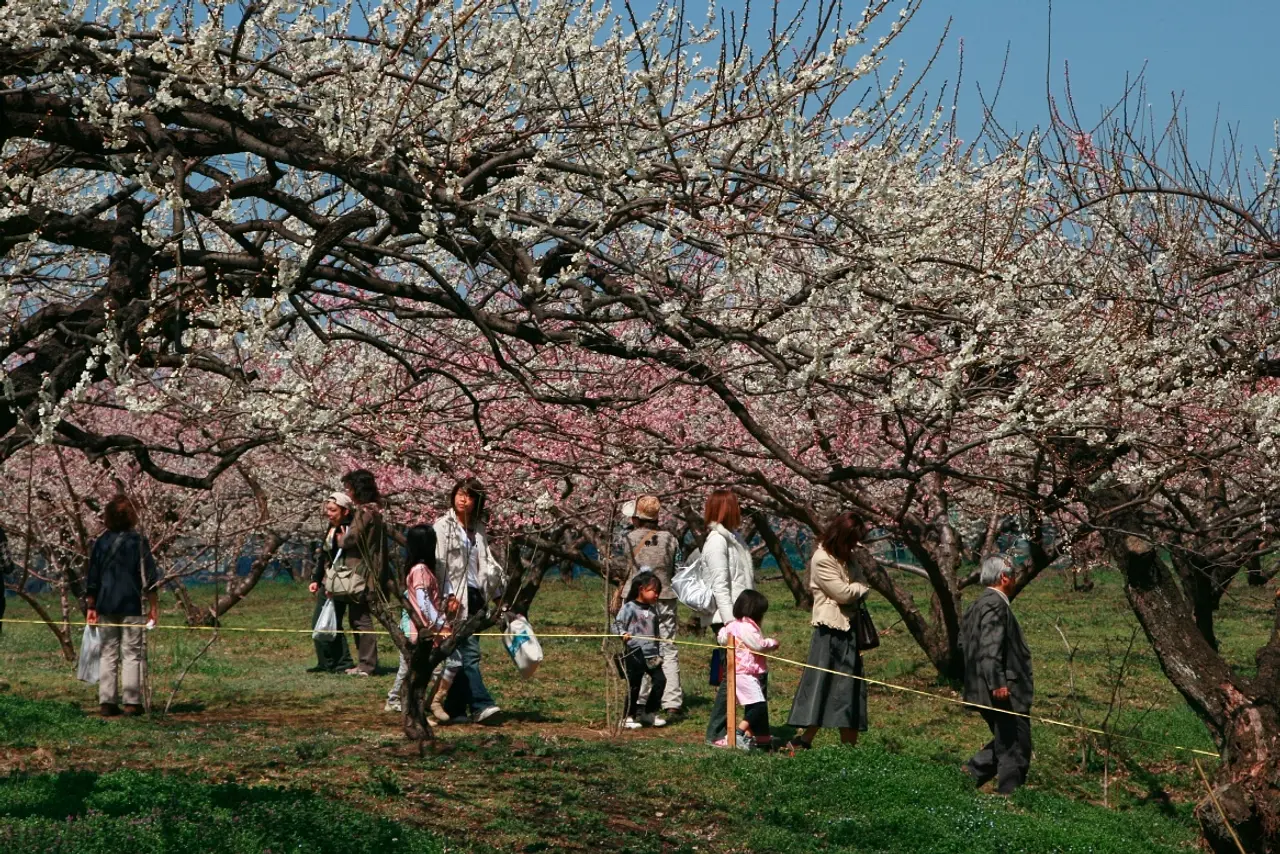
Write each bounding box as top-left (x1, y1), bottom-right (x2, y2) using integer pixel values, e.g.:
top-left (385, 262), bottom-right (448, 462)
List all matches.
top-left (462, 632), bottom-right (496, 709)
top-left (445, 633), bottom-right (495, 714)
top-left (444, 586), bottom-right (496, 715)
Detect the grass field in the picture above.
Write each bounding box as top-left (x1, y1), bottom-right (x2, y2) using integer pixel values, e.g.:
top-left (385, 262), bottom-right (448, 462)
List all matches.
top-left (1, 567), bottom-right (1274, 852)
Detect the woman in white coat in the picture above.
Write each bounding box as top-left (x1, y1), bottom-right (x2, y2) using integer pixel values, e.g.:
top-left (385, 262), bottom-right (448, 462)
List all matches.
top-left (701, 489), bottom-right (755, 745)
top-left (433, 478), bottom-right (505, 724)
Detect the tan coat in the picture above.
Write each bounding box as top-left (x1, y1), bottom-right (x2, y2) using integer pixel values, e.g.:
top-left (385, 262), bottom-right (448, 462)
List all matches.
top-left (808, 546), bottom-right (870, 631)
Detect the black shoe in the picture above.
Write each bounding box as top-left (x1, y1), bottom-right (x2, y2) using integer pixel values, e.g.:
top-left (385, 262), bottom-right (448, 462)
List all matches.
top-left (784, 738), bottom-right (811, 752)
top-left (305, 666), bottom-right (327, 673)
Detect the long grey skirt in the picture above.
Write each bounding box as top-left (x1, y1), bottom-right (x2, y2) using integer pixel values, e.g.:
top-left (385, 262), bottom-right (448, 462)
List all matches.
top-left (786, 625), bottom-right (868, 731)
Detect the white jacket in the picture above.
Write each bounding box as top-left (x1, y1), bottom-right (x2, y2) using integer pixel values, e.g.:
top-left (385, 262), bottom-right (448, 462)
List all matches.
top-left (702, 522), bottom-right (755, 626)
top-left (432, 510), bottom-right (505, 620)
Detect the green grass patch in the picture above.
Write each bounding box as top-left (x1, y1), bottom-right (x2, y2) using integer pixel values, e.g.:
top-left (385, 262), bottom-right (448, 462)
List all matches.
top-left (0, 769), bottom-right (444, 854)
top-left (727, 745), bottom-right (1195, 853)
top-left (0, 694), bottom-right (105, 747)
top-left (0, 568), bottom-right (1269, 852)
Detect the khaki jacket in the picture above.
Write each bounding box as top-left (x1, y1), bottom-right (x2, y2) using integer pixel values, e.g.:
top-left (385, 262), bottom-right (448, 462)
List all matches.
top-left (808, 546), bottom-right (870, 631)
top-left (432, 510), bottom-right (505, 620)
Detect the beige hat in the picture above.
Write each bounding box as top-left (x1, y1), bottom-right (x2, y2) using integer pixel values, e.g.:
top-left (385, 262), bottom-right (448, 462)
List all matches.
top-left (327, 491), bottom-right (354, 510)
top-left (634, 495), bottom-right (661, 521)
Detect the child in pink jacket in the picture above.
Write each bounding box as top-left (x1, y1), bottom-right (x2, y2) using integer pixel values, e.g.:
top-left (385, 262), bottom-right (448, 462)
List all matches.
top-left (717, 589), bottom-right (779, 750)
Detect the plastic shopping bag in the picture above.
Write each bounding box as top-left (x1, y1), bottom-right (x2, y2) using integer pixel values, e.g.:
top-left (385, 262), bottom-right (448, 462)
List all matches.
top-left (312, 598), bottom-right (338, 642)
top-left (502, 614), bottom-right (543, 679)
top-left (671, 552), bottom-right (715, 615)
top-left (77, 625), bottom-right (101, 684)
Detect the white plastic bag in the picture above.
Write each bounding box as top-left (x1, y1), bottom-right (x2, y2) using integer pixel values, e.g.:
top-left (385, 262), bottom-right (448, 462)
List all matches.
top-left (77, 625), bottom-right (101, 684)
top-left (312, 598), bottom-right (338, 642)
top-left (671, 552), bottom-right (715, 615)
top-left (502, 615), bottom-right (543, 679)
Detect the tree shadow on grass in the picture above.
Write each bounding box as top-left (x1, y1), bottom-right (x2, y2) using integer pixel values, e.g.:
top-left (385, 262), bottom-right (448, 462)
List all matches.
top-left (1121, 756), bottom-right (1182, 819)
top-left (162, 701), bottom-right (207, 714)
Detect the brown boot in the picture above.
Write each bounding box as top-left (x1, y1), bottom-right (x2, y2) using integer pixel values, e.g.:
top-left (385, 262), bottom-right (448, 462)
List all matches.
top-left (121, 704), bottom-right (144, 717)
top-left (99, 703), bottom-right (121, 717)
top-left (430, 676), bottom-right (452, 723)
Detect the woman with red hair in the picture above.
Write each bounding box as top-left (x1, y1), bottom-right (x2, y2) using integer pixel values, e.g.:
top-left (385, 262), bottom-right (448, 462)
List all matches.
top-left (701, 489), bottom-right (755, 746)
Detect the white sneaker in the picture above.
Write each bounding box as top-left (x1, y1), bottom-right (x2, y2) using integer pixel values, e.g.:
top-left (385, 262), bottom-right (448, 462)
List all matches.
top-left (384, 700), bottom-right (402, 713)
top-left (472, 705), bottom-right (503, 724)
top-left (649, 715), bottom-right (668, 728)
top-left (623, 717), bottom-right (643, 730)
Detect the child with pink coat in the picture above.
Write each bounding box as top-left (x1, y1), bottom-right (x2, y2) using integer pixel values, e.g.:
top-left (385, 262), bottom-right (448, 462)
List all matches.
top-left (716, 589), bottom-right (779, 750)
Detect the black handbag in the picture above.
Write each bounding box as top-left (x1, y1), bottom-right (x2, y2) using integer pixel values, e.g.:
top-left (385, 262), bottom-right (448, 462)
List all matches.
top-left (853, 602), bottom-right (880, 651)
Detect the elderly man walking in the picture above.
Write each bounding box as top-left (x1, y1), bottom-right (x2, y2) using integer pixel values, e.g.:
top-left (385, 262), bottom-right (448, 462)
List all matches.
top-left (960, 555), bottom-right (1034, 794)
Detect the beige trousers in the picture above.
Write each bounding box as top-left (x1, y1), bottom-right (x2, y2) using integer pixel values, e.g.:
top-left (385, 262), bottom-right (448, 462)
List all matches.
top-left (98, 615), bottom-right (147, 706)
top-left (637, 600), bottom-right (683, 711)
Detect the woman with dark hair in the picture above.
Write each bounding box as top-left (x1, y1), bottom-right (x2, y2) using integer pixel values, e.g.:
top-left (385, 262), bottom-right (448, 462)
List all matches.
top-left (784, 511), bottom-right (873, 749)
top-left (85, 495), bottom-right (161, 717)
top-left (386, 524), bottom-right (461, 714)
top-left (701, 489), bottom-right (755, 746)
top-left (307, 492), bottom-right (355, 673)
top-left (433, 478), bottom-right (505, 724)
top-left (338, 469), bottom-right (388, 676)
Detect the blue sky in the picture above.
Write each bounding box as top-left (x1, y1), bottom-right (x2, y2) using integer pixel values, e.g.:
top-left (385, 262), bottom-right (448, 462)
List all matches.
top-left (667, 0), bottom-right (1279, 167)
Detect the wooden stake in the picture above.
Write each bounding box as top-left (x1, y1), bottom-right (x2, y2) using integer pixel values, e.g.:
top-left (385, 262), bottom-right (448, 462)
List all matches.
top-left (726, 638), bottom-right (737, 748)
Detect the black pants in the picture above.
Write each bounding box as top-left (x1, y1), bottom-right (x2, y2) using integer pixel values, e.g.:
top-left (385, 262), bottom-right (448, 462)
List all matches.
top-left (743, 700), bottom-right (770, 738)
top-left (967, 707), bottom-right (1033, 794)
top-left (310, 591), bottom-right (353, 672)
top-left (705, 625), bottom-right (727, 742)
top-left (623, 650), bottom-right (665, 719)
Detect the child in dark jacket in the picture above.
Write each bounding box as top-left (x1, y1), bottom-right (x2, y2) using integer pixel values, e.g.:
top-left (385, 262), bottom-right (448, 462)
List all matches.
top-left (612, 572), bottom-right (668, 729)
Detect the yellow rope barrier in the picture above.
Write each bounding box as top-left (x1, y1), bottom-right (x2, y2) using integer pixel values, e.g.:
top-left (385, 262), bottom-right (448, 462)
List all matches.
top-left (1, 616), bottom-right (1220, 759)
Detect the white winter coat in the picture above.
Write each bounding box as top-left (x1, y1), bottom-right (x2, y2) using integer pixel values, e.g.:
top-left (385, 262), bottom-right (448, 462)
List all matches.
top-left (432, 510), bottom-right (505, 620)
top-left (701, 522), bottom-right (755, 626)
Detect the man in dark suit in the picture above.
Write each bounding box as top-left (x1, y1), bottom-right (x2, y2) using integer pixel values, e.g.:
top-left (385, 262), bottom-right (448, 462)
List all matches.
top-left (960, 554), bottom-right (1034, 794)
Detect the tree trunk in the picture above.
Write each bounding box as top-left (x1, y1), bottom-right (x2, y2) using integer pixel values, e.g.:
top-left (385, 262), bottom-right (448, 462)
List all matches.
top-left (750, 510), bottom-right (812, 609)
top-left (186, 534), bottom-right (284, 626)
top-left (851, 547), bottom-right (963, 681)
top-left (1197, 696), bottom-right (1280, 853)
top-left (1096, 499), bottom-right (1279, 852)
top-left (14, 586), bottom-right (75, 661)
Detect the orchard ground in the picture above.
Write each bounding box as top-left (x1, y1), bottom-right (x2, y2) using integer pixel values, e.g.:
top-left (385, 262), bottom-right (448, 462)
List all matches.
top-left (1, 570), bottom-right (1274, 853)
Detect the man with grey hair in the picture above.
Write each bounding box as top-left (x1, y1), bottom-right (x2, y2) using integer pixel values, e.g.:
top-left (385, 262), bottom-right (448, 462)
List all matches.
top-left (959, 553), bottom-right (1034, 794)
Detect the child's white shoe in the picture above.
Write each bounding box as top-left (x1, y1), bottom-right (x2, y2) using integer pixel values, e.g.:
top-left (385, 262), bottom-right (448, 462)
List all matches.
top-left (623, 717), bottom-right (643, 730)
top-left (649, 715), bottom-right (668, 728)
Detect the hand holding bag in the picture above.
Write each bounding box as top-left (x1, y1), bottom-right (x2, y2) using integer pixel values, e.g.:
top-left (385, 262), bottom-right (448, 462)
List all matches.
top-left (323, 548), bottom-right (368, 602)
top-left (853, 600), bottom-right (880, 651)
top-left (77, 625), bottom-right (101, 684)
top-left (312, 598), bottom-right (338, 641)
top-left (502, 614), bottom-right (544, 678)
